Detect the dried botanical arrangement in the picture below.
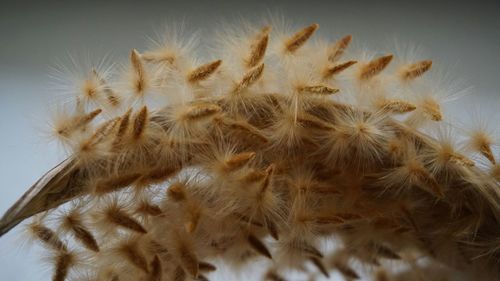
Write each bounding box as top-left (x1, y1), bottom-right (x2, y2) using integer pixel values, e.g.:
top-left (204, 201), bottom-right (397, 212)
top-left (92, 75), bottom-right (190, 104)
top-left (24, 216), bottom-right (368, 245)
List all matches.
top-left (0, 21), bottom-right (499, 281)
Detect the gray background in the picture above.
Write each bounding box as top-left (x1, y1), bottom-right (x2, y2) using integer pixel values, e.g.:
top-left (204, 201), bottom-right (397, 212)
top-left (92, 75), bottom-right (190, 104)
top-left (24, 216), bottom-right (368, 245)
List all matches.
top-left (0, 0), bottom-right (499, 280)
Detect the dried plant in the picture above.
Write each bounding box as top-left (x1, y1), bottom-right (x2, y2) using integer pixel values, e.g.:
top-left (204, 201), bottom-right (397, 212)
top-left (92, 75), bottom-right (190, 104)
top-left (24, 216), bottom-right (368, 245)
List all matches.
top-left (0, 21), bottom-right (499, 281)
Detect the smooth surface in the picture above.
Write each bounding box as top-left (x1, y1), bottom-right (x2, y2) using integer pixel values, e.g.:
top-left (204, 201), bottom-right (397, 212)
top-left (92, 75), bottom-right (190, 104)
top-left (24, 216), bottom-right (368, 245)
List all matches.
top-left (0, 0), bottom-right (499, 280)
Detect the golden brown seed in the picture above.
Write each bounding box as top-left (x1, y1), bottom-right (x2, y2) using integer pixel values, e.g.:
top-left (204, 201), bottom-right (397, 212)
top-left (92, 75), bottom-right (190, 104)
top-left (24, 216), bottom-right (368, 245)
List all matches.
top-left (224, 152), bottom-right (256, 172)
top-left (246, 26), bottom-right (270, 68)
top-left (85, 117), bottom-right (121, 147)
top-left (333, 262), bottom-right (360, 280)
top-left (492, 164), bottom-right (500, 181)
top-left (266, 270), bottom-right (288, 281)
top-left (265, 217), bottom-right (279, 240)
top-left (450, 154), bottom-right (475, 167)
top-left (323, 60), bottom-right (357, 79)
top-left (178, 243), bottom-right (199, 278)
top-left (131, 49), bottom-right (146, 94)
top-left (285, 23), bottom-right (319, 53)
top-left (146, 256), bottom-right (162, 281)
top-left (400, 60), bottom-right (432, 80)
top-left (64, 214), bottom-right (99, 252)
top-left (259, 164), bottom-right (275, 195)
top-left (359, 55), bottom-right (393, 80)
top-left (52, 251), bottom-right (74, 281)
top-left (479, 143), bottom-right (496, 164)
top-left (183, 104), bottom-right (221, 121)
top-left (57, 109), bottom-right (102, 137)
top-left (168, 182), bottom-right (187, 202)
top-left (233, 212), bottom-right (264, 227)
top-left (369, 243), bottom-right (401, 260)
top-left (410, 163), bottom-right (444, 198)
top-left (328, 35), bottom-right (352, 62)
top-left (132, 106), bottom-right (148, 140)
top-left (423, 105), bottom-right (443, 122)
top-left (233, 63), bottom-right (265, 94)
top-left (137, 202), bottom-right (162, 216)
top-left (187, 60), bottom-right (222, 83)
top-left (91, 68), bottom-right (121, 107)
top-left (298, 85), bottom-right (340, 95)
top-left (119, 241), bottom-right (149, 272)
top-left (247, 234), bottom-right (272, 259)
top-left (380, 100), bottom-right (417, 113)
top-left (198, 261), bottom-right (217, 272)
top-left (225, 120), bottom-right (269, 144)
top-left (294, 242), bottom-right (323, 258)
top-left (310, 257), bottom-right (329, 278)
top-left (141, 51), bottom-right (175, 65)
top-left (375, 270), bottom-right (391, 281)
top-left (185, 206), bottom-right (201, 234)
top-left (173, 266), bottom-right (186, 281)
top-left (30, 224), bottom-right (67, 251)
top-left (113, 109), bottom-right (132, 148)
top-left (297, 115), bottom-right (335, 131)
top-left (106, 207), bottom-right (147, 233)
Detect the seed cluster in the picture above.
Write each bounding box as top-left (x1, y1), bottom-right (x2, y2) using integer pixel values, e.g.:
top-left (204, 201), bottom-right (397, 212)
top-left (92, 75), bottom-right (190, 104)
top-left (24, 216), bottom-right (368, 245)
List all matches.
top-left (1, 21), bottom-right (499, 281)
